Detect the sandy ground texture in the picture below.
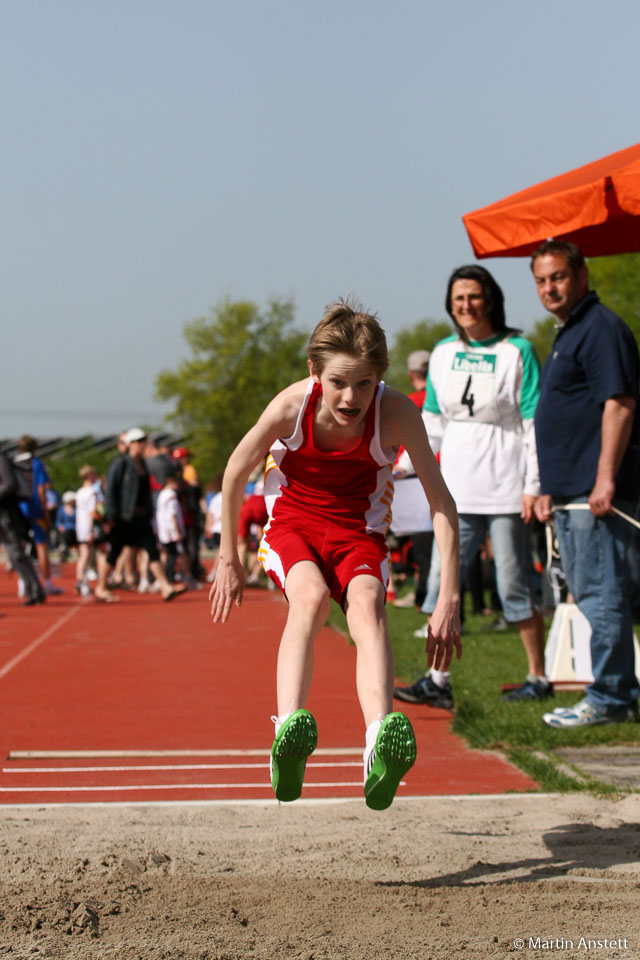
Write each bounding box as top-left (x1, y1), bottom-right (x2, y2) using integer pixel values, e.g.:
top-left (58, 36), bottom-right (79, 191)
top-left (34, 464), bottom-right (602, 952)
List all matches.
top-left (1, 794), bottom-right (640, 960)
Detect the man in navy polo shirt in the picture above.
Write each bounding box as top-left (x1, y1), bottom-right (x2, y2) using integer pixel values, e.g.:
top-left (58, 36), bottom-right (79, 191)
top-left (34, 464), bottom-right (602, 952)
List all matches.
top-left (532, 240), bottom-right (639, 727)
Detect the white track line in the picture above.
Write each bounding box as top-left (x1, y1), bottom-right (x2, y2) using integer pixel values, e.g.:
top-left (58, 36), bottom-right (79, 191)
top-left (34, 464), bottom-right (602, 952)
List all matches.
top-left (0, 607), bottom-right (81, 681)
top-left (0, 794), bottom-right (555, 810)
top-left (0, 781), bottom-right (373, 793)
top-left (4, 761), bottom-right (362, 773)
top-left (8, 747), bottom-right (362, 758)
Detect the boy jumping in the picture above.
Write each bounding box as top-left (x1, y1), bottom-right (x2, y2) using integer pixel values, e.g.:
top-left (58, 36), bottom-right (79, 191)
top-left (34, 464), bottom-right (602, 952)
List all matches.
top-left (210, 299), bottom-right (461, 810)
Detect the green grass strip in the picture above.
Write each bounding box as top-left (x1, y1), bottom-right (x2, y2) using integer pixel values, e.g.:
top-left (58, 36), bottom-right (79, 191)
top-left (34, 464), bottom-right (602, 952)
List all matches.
top-left (327, 596), bottom-right (640, 793)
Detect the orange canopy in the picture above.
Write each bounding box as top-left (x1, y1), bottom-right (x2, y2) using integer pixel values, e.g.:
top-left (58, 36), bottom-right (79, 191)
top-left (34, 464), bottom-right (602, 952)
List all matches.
top-left (463, 143), bottom-right (640, 259)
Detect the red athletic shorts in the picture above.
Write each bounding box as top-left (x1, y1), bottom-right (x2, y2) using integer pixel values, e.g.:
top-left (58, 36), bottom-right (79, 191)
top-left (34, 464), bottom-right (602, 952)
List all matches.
top-left (238, 494), bottom-right (268, 540)
top-left (258, 517), bottom-right (390, 607)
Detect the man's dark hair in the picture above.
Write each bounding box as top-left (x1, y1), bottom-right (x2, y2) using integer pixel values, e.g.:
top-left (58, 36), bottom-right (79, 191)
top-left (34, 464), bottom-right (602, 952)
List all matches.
top-left (307, 297), bottom-right (388, 375)
top-left (445, 265), bottom-right (506, 343)
top-left (530, 240), bottom-right (585, 273)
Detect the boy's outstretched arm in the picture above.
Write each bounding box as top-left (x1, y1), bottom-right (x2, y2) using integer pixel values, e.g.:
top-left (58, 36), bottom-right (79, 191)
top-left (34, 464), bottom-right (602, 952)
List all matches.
top-left (209, 438), bottom-right (255, 624)
top-left (382, 390), bottom-right (461, 668)
top-left (209, 381), bottom-right (305, 624)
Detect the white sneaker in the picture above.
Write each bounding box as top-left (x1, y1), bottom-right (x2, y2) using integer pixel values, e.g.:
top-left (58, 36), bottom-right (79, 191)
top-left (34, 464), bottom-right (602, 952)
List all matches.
top-left (137, 579), bottom-right (150, 594)
top-left (542, 697), bottom-right (636, 728)
top-left (86, 569), bottom-right (98, 581)
top-left (149, 580), bottom-right (162, 594)
top-left (79, 582), bottom-right (91, 598)
top-left (17, 578), bottom-right (26, 598)
top-left (413, 622), bottom-right (430, 639)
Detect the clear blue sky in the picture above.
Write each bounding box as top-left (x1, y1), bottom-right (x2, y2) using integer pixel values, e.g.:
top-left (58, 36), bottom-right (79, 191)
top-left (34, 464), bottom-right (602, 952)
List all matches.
top-left (2, 0), bottom-right (638, 437)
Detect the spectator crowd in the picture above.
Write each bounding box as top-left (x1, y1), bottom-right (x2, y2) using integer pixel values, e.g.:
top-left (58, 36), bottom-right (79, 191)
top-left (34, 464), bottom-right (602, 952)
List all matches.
top-left (0, 431), bottom-right (233, 610)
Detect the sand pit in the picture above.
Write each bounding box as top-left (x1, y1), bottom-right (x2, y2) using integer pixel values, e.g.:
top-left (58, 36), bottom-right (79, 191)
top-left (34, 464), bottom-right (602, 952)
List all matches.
top-left (1, 793), bottom-right (639, 959)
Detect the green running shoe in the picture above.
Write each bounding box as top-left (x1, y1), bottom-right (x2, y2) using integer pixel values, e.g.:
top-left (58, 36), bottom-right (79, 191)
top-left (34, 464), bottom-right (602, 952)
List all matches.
top-left (364, 712), bottom-right (416, 811)
top-left (271, 709), bottom-right (318, 802)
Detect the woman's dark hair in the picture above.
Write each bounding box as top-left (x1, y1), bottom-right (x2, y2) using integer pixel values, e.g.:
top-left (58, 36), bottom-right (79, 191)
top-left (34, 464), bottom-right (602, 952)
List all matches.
top-left (445, 265), bottom-right (507, 343)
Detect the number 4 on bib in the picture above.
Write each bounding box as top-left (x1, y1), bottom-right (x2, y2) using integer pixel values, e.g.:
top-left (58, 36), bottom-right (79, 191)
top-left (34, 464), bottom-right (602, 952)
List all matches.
top-left (461, 375), bottom-right (475, 416)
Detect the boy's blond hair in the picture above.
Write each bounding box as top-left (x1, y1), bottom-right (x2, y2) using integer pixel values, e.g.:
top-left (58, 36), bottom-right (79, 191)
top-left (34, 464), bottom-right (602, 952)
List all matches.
top-left (307, 297), bottom-right (388, 376)
top-left (78, 465), bottom-right (95, 481)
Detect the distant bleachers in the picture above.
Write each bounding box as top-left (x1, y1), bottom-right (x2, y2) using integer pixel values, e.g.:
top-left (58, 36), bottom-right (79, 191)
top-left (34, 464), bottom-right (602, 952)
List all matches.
top-left (0, 431), bottom-right (185, 461)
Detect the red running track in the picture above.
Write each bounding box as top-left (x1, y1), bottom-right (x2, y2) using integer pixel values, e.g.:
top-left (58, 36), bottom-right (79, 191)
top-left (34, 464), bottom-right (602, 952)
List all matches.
top-left (0, 564), bottom-right (537, 804)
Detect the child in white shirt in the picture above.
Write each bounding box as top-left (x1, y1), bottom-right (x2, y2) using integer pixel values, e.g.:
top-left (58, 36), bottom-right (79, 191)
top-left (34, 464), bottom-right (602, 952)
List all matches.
top-left (156, 473), bottom-right (189, 584)
top-left (75, 465), bottom-right (107, 597)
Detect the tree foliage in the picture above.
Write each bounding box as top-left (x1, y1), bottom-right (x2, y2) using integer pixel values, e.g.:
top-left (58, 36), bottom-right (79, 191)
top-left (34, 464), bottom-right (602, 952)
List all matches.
top-left (385, 318), bottom-right (452, 392)
top-left (155, 297), bottom-right (307, 482)
top-left (46, 448), bottom-right (114, 496)
top-left (526, 315), bottom-right (557, 364)
top-left (587, 252), bottom-right (640, 342)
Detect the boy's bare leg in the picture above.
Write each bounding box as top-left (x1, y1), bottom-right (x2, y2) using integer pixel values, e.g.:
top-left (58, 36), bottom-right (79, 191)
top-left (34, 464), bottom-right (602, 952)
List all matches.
top-left (95, 558), bottom-right (114, 599)
top-left (96, 548), bottom-right (110, 582)
top-left (76, 542), bottom-right (90, 583)
top-left (345, 575), bottom-right (417, 811)
top-left (114, 546), bottom-right (136, 586)
top-left (278, 561), bottom-right (331, 717)
top-left (139, 549), bottom-right (150, 585)
top-left (93, 550), bottom-right (120, 601)
top-left (148, 559), bottom-right (185, 600)
top-left (36, 541), bottom-right (51, 580)
top-left (516, 610), bottom-right (546, 677)
top-left (344, 575), bottom-right (393, 727)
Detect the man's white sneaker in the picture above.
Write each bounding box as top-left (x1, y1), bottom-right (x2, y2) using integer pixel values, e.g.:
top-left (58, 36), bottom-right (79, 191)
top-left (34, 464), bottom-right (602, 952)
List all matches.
top-left (543, 697), bottom-right (638, 728)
